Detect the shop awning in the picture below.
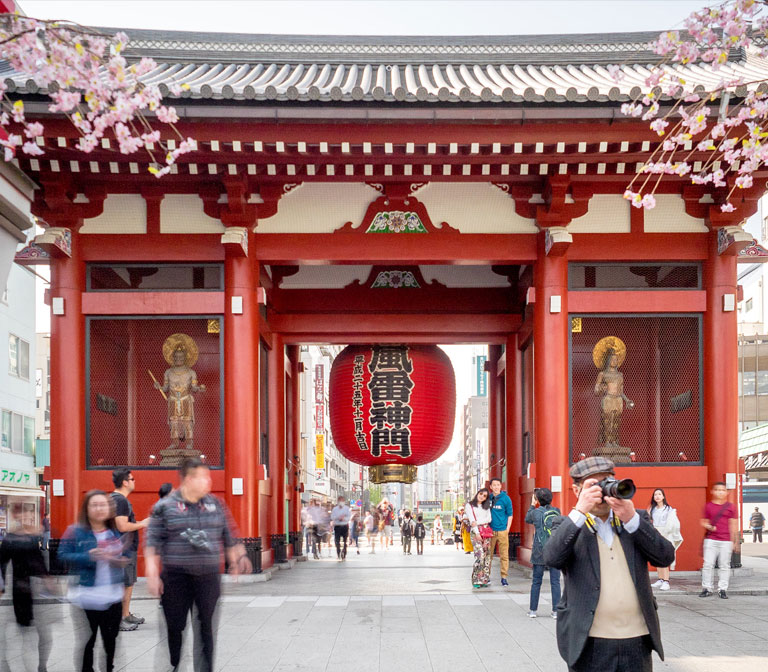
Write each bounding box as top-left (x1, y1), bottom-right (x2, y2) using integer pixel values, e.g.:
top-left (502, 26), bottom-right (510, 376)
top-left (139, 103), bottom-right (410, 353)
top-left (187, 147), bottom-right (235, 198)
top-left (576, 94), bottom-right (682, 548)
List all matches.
top-left (0, 487), bottom-right (45, 498)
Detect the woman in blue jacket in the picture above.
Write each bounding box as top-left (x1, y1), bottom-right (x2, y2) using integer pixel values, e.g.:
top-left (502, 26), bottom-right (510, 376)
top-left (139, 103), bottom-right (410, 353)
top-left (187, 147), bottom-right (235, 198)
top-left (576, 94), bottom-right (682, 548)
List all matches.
top-left (60, 490), bottom-right (129, 672)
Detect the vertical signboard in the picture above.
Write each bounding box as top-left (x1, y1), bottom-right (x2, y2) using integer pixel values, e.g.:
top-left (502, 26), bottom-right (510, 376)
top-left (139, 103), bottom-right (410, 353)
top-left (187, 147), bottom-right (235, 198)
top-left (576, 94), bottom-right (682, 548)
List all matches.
top-left (315, 364), bottom-right (325, 432)
top-left (474, 355), bottom-right (488, 397)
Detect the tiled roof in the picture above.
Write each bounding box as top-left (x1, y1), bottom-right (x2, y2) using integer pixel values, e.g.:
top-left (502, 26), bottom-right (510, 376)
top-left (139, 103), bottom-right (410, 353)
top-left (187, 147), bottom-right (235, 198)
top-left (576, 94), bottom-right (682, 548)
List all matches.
top-left (3, 29), bottom-right (767, 105)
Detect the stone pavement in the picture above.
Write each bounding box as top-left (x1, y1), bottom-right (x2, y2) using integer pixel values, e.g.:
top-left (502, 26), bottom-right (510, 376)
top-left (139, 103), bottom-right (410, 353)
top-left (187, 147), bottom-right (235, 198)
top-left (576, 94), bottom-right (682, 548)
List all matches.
top-left (2, 539), bottom-right (768, 672)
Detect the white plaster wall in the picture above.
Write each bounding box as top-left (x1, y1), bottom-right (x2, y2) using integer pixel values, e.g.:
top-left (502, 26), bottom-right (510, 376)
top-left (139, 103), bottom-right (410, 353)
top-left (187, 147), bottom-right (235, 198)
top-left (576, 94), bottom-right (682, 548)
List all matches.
top-left (160, 195), bottom-right (224, 233)
top-left (644, 194), bottom-right (708, 233)
top-left (415, 182), bottom-right (537, 233)
top-left (80, 194), bottom-right (146, 234)
top-left (568, 194), bottom-right (630, 233)
top-left (258, 183), bottom-right (381, 233)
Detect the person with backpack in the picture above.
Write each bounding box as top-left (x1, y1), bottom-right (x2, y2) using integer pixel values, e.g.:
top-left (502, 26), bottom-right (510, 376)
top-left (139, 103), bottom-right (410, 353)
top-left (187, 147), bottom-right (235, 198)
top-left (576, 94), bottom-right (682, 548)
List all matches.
top-left (525, 487), bottom-right (561, 619)
top-left (414, 514), bottom-right (426, 554)
top-left (401, 510), bottom-right (415, 555)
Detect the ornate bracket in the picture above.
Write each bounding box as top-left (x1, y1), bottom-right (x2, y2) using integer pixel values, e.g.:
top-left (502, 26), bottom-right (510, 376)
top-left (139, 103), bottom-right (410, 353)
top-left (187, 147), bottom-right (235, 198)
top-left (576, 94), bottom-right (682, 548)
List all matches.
top-left (14, 243), bottom-right (51, 266)
top-left (738, 238), bottom-right (768, 263)
top-left (536, 176), bottom-right (592, 228)
top-left (202, 178), bottom-right (285, 228)
top-left (335, 183), bottom-right (458, 234)
top-left (32, 180), bottom-right (106, 228)
top-left (33, 227), bottom-right (72, 258)
top-left (544, 226), bottom-right (573, 256)
top-left (717, 225), bottom-right (753, 256)
top-left (220, 226), bottom-right (249, 257)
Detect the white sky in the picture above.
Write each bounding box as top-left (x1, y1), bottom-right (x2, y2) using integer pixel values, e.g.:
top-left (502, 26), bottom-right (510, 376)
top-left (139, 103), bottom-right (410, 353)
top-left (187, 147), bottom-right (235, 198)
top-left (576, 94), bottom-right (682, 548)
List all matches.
top-left (21, 0), bottom-right (708, 36)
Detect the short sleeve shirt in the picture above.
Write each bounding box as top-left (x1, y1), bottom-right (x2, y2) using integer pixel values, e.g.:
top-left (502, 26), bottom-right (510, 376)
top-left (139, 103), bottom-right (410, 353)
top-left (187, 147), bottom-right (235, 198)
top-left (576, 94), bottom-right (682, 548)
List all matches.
top-left (704, 501), bottom-right (736, 541)
top-left (111, 492), bottom-right (138, 552)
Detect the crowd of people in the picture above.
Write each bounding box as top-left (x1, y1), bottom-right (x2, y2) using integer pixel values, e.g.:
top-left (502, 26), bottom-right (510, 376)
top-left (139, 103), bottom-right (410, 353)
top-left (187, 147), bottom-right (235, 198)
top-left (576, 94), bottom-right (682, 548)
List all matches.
top-left (0, 454), bottom-right (760, 672)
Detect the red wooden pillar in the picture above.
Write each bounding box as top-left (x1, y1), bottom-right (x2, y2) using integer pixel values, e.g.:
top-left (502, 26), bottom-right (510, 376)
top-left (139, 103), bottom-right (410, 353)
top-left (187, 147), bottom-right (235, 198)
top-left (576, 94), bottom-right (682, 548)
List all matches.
top-left (488, 345), bottom-right (503, 482)
top-left (287, 345), bottom-right (302, 533)
top-left (223, 235), bottom-right (260, 536)
top-left (49, 230), bottom-right (85, 535)
top-left (703, 232), bottom-right (739, 495)
top-left (532, 234), bottom-right (570, 512)
top-left (505, 333), bottom-right (523, 534)
top-left (268, 334), bottom-right (286, 539)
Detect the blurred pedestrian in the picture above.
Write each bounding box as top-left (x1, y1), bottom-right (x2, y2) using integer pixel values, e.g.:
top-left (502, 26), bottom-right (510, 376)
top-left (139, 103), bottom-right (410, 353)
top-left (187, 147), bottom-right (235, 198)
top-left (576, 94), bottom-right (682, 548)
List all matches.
top-left (453, 508), bottom-right (463, 550)
top-left (158, 482), bottom-right (173, 500)
top-left (0, 503), bottom-right (53, 672)
top-left (145, 458), bottom-right (250, 672)
top-left (331, 495), bottom-right (351, 561)
top-left (463, 488), bottom-right (493, 588)
top-left (60, 490), bottom-right (130, 672)
top-left (401, 510), bottom-right (415, 555)
top-left (41, 513), bottom-right (50, 551)
top-left (750, 507), bottom-right (765, 543)
top-left (647, 488), bottom-right (683, 591)
top-left (414, 514), bottom-right (426, 555)
top-left (365, 509), bottom-right (377, 553)
top-left (305, 499), bottom-right (324, 559)
top-left (434, 516), bottom-right (444, 543)
top-left (525, 488), bottom-right (561, 618)
top-left (699, 481), bottom-right (737, 599)
top-left (110, 468), bottom-right (149, 631)
top-left (350, 510), bottom-right (361, 554)
top-left (378, 498), bottom-right (394, 550)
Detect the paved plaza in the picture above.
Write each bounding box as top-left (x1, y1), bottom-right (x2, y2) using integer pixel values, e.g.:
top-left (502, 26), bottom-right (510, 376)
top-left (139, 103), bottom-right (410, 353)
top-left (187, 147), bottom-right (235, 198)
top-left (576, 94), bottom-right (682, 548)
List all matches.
top-left (2, 539), bottom-right (768, 672)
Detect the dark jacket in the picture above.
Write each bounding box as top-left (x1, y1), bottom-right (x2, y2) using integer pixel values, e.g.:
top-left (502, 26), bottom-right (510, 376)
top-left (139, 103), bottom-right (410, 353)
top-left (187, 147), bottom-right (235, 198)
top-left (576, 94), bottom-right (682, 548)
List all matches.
top-left (59, 524), bottom-right (127, 587)
top-left (524, 504), bottom-right (561, 565)
top-left (542, 511), bottom-right (675, 668)
top-left (0, 531), bottom-right (48, 626)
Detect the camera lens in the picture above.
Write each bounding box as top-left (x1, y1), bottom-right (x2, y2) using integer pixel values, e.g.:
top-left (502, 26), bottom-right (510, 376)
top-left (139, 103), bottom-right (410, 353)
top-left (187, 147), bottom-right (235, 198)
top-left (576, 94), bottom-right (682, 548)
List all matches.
top-left (598, 477), bottom-right (636, 500)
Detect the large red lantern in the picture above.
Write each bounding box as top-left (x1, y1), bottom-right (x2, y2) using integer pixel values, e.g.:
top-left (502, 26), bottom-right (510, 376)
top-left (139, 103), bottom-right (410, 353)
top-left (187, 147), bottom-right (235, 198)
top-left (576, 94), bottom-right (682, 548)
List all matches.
top-left (329, 345), bottom-right (456, 483)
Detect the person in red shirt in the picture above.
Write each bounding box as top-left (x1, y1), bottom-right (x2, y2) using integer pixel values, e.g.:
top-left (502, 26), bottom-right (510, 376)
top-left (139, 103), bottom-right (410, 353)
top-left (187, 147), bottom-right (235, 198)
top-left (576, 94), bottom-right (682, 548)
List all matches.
top-left (699, 482), bottom-right (738, 599)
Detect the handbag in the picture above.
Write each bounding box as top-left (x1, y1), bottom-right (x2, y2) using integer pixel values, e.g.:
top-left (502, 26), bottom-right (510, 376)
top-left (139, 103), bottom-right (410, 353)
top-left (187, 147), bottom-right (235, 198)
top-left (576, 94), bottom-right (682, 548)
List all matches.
top-left (470, 505), bottom-right (493, 539)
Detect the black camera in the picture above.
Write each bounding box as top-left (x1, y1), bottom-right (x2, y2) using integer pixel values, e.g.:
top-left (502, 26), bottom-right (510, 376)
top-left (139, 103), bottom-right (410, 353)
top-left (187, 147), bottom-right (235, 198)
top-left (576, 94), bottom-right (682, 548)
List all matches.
top-left (596, 477), bottom-right (636, 500)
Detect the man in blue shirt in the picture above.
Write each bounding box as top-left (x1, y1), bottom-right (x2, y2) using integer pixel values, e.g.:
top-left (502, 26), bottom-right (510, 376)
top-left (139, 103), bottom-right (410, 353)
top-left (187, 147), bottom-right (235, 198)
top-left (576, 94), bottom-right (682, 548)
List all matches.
top-left (489, 477), bottom-right (514, 586)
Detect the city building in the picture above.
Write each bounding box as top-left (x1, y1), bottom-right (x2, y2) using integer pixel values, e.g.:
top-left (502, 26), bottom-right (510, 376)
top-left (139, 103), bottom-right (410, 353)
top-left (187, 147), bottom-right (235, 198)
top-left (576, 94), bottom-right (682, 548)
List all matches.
top-left (12, 29), bottom-right (755, 571)
top-left (1, 233), bottom-right (43, 534)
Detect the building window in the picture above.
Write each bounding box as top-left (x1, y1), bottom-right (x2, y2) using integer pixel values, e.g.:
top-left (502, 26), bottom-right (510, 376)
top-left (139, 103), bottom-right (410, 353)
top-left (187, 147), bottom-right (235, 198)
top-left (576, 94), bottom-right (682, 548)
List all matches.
top-left (9, 335), bottom-right (30, 379)
top-left (1, 411), bottom-right (34, 454)
top-left (746, 298), bottom-right (754, 312)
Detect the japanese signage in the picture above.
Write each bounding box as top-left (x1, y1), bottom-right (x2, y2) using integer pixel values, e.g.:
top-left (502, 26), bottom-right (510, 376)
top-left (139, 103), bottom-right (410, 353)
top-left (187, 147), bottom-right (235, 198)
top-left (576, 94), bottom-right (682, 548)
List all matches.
top-left (0, 468), bottom-right (34, 487)
top-left (315, 364), bottom-right (325, 432)
top-left (315, 434), bottom-right (325, 470)
top-left (474, 355), bottom-right (488, 397)
top-left (367, 346), bottom-right (414, 458)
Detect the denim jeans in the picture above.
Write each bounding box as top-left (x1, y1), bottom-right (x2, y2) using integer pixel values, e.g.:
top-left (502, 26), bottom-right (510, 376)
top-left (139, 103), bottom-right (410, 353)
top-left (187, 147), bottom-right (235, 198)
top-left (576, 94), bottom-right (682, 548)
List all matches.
top-left (529, 563), bottom-right (561, 612)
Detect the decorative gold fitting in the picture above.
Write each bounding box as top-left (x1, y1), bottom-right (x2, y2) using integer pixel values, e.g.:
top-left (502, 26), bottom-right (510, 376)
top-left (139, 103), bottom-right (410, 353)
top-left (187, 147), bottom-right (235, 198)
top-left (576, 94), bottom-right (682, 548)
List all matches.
top-left (368, 464), bottom-right (418, 484)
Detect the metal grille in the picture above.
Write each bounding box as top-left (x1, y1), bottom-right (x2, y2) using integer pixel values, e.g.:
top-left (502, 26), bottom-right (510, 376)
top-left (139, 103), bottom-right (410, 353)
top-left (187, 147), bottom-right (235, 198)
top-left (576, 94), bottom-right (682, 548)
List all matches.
top-left (87, 317), bottom-right (222, 469)
top-left (569, 263), bottom-right (700, 290)
top-left (570, 315), bottom-right (701, 464)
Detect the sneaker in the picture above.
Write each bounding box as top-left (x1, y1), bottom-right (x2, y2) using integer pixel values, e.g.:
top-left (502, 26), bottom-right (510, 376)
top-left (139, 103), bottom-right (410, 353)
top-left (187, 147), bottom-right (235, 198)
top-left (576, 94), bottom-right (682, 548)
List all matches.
top-left (119, 619), bottom-right (139, 632)
top-left (527, 611), bottom-right (537, 618)
top-left (659, 581), bottom-right (670, 591)
top-left (699, 589), bottom-right (713, 598)
top-left (719, 590), bottom-right (728, 599)
top-left (651, 579), bottom-right (664, 589)
top-left (124, 613), bottom-right (145, 625)
top-left (501, 578), bottom-right (509, 587)
top-left (551, 611), bottom-right (557, 620)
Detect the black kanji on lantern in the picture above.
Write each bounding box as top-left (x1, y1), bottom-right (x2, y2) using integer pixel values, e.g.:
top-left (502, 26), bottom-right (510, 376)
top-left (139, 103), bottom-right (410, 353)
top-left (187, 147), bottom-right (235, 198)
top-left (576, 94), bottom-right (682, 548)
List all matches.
top-left (366, 346), bottom-right (414, 458)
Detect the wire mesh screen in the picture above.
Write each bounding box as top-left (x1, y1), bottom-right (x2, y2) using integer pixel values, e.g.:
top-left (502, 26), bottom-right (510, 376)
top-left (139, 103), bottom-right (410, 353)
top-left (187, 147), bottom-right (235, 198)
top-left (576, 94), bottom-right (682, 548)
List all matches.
top-left (570, 315), bottom-right (701, 465)
top-left (88, 317), bottom-right (222, 469)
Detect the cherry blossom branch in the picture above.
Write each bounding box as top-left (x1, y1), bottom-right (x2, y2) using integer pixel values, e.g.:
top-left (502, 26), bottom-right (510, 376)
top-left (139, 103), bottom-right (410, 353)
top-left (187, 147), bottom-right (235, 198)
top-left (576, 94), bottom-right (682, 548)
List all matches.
top-left (615, 0), bottom-right (768, 211)
top-left (0, 14), bottom-right (195, 178)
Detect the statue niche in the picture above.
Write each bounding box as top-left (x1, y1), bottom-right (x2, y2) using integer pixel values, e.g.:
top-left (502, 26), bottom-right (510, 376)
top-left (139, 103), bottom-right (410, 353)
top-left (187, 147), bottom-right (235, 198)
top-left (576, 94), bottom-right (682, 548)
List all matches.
top-left (149, 333), bottom-right (206, 466)
top-left (592, 336), bottom-right (634, 464)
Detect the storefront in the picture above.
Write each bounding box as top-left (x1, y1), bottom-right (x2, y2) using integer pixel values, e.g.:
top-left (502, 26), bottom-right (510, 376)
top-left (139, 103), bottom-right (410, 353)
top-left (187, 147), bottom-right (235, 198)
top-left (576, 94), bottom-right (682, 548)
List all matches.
top-left (0, 465), bottom-right (44, 536)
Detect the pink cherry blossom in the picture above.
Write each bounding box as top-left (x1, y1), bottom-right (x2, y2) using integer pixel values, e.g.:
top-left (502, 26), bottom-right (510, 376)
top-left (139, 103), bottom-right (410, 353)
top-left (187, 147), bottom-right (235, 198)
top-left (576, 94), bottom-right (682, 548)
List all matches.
top-left (0, 15), bottom-right (196, 176)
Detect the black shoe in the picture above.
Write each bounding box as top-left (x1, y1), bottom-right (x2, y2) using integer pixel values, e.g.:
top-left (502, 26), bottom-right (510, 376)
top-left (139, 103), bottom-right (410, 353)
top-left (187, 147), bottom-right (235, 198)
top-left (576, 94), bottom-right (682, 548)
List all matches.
top-left (699, 589), bottom-right (713, 598)
top-left (719, 590), bottom-right (728, 599)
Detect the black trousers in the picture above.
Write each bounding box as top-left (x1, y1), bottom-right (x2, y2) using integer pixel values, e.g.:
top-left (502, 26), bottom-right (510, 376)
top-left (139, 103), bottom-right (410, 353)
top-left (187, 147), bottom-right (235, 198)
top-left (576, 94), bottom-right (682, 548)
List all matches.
top-left (570, 636), bottom-right (653, 672)
top-left (334, 525), bottom-right (349, 557)
top-left (752, 528), bottom-right (763, 543)
top-left (161, 570), bottom-right (221, 672)
top-left (82, 602), bottom-right (122, 672)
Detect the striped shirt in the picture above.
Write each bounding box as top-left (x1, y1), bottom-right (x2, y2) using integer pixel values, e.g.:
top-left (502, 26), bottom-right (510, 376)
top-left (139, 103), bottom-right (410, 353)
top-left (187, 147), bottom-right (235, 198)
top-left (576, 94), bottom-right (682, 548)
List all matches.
top-left (146, 490), bottom-right (238, 574)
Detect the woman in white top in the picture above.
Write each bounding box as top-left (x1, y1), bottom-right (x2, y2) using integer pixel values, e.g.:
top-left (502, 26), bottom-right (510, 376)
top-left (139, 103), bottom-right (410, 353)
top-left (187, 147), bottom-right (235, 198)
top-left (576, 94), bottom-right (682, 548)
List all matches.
top-left (462, 488), bottom-right (493, 588)
top-left (648, 488), bottom-right (683, 591)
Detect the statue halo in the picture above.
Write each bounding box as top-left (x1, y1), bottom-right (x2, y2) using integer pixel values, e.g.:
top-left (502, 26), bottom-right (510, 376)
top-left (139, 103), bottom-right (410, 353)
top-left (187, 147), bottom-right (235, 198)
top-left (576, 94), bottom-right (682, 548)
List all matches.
top-left (592, 336), bottom-right (627, 369)
top-left (163, 333), bottom-right (199, 367)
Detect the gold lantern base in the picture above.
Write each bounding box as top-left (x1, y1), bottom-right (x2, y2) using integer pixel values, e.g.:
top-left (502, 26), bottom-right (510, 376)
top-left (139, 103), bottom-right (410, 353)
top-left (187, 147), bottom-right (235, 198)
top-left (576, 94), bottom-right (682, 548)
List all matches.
top-left (368, 464), bottom-right (418, 484)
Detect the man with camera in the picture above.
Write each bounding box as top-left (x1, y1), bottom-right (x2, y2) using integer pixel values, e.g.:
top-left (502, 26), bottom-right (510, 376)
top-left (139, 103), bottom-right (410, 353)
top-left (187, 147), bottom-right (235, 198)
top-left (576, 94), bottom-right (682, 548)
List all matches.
top-left (543, 456), bottom-right (675, 672)
top-left (146, 458), bottom-right (251, 672)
